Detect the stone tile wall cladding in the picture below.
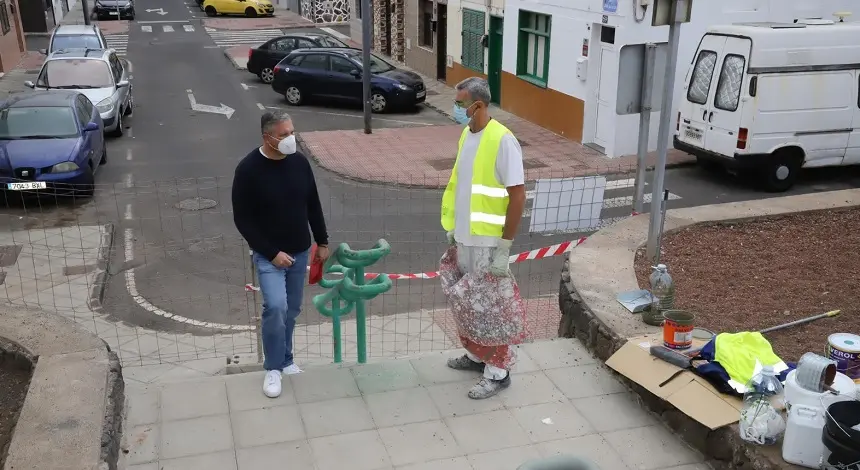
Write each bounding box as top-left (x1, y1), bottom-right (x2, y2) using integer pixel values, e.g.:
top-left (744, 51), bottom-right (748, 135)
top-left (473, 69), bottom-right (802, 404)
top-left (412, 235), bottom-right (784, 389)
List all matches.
top-left (403, 0), bottom-right (437, 78)
top-left (299, 0), bottom-right (350, 23)
top-left (373, 0), bottom-right (405, 62)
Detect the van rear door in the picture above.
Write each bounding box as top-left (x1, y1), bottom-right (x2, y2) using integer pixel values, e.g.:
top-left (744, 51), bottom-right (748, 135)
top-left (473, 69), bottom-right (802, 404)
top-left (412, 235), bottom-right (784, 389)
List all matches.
top-left (677, 34), bottom-right (726, 150)
top-left (705, 37), bottom-right (752, 157)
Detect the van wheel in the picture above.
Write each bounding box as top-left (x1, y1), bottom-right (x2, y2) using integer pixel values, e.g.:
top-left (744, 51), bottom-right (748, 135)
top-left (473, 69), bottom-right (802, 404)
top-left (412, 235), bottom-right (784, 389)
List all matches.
top-left (761, 150), bottom-right (802, 192)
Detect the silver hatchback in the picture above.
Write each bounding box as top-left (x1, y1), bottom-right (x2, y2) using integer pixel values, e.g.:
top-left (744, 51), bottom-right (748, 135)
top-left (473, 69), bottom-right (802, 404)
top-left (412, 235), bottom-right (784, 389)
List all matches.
top-left (26, 48), bottom-right (133, 137)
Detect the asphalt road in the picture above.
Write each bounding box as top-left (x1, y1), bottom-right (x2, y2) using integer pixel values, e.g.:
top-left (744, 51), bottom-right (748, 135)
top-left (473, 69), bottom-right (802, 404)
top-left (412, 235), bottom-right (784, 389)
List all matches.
top-left (4, 3), bottom-right (860, 336)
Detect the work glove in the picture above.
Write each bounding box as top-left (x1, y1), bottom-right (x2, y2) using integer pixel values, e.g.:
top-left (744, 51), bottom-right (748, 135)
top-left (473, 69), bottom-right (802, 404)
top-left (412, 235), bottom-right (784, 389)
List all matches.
top-left (489, 238), bottom-right (513, 277)
top-left (446, 231), bottom-right (456, 246)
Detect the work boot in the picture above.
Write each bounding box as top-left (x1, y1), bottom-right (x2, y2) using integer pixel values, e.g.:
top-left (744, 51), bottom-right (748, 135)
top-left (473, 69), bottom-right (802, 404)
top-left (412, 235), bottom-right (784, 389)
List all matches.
top-left (447, 354), bottom-right (485, 372)
top-left (468, 374), bottom-right (511, 399)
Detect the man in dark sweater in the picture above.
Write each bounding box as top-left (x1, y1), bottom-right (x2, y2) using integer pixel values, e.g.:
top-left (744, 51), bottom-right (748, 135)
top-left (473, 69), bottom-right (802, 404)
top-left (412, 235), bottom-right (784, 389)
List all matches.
top-left (232, 110), bottom-right (329, 398)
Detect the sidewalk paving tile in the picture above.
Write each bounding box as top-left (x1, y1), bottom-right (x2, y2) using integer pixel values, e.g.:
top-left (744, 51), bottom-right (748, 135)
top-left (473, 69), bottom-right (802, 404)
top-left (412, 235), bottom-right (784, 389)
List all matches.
top-left (124, 339), bottom-right (707, 469)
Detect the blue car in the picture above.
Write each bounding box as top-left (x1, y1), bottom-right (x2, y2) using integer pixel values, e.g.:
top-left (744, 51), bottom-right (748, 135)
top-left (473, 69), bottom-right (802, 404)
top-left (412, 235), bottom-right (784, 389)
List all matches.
top-left (271, 47), bottom-right (427, 113)
top-left (0, 91), bottom-right (106, 197)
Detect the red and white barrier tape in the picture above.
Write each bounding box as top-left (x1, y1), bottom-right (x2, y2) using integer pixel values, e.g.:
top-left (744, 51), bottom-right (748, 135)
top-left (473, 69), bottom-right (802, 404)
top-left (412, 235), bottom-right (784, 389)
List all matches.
top-left (244, 237), bottom-right (587, 291)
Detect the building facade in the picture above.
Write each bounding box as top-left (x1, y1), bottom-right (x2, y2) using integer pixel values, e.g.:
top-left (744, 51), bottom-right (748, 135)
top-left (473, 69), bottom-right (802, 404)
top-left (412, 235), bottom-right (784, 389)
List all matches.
top-left (299, 0), bottom-right (350, 23)
top-left (441, 0), bottom-right (505, 103)
top-left (401, 0), bottom-right (448, 81)
top-left (468, 0), bottom-right (857, 157)
top-left (0, 0), bottom-right (25, 74)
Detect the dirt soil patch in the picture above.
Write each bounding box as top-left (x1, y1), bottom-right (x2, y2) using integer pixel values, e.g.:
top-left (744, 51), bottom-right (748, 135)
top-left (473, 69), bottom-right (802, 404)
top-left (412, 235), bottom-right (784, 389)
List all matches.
top-left (0, 354), bottom-right (32, 468)
top-left (634, 207), bottom-right (860, 363)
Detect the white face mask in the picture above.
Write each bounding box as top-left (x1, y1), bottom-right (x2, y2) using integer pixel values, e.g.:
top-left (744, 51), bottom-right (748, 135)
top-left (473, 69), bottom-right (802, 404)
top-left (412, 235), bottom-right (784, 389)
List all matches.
top-left (271, 134), bottom-right (296, 155)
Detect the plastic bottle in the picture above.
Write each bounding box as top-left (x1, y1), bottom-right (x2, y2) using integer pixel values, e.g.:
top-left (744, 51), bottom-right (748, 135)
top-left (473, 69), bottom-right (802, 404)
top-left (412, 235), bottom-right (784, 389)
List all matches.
top-left (739, 365), bottom-right (786, 445)
top-left (644, 264), bottom-right (675, 326)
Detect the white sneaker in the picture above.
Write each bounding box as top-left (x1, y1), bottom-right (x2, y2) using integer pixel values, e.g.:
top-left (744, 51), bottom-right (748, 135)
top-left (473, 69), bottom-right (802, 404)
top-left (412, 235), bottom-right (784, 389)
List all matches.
top-left (282, 363), bottom-right (303, 375)
top-left (262, 370), bottom-right (282, 398)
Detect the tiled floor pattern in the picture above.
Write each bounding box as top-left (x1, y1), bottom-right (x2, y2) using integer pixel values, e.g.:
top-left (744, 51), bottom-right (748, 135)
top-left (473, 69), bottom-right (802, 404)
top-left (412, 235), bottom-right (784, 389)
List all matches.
top-left (123, 339), bottom-right (710, 470)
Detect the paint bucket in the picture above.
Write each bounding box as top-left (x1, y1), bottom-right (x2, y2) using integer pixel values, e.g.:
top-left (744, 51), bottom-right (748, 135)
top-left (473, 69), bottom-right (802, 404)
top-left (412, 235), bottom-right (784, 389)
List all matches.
top-left (662, 310), bottom-right (695, 350)
top-left (795, 352), bottom-right (838, 393)
top-left (826, 333), bottom-right (860, 383)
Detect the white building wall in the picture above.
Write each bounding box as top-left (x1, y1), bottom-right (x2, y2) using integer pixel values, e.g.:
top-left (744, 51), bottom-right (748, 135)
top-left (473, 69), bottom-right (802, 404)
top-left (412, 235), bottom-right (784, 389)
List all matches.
top-left (502, 0), bottom-right (858, 157)
top-left (447, 0), bottom-right (505, 76)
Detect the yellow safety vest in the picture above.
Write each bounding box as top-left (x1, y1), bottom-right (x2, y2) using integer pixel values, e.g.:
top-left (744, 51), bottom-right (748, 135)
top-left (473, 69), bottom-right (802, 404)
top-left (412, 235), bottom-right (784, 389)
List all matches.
top-left (440, 119), bottom-right (512, 237)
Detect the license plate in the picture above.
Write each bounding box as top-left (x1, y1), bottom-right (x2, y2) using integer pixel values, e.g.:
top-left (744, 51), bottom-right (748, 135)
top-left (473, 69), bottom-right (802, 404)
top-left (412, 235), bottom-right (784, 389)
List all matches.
top-left (7, 182), bottom-right (46, 190)
top-left (109, 11), bottom-right (119, 14)
top-left (416, 90), bottom-right (426, 98)
top-left (684, 128), bottom-right (702, 141)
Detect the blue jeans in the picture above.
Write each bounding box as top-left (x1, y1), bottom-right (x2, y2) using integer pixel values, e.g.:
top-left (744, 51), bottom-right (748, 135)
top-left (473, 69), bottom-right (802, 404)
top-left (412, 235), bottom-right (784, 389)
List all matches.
top-left (253, 249), bottom-right (310, 371)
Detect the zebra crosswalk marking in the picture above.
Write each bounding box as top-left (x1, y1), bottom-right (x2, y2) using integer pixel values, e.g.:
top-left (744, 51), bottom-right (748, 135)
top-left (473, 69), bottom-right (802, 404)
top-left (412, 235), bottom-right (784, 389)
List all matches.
top-left (183, 24), bottom-right (195, 32)
top-left (206, 28), bottom-right (284, 47)
top-left (523, 177), bottom-right (683, 234)
top-left (163, 25), bottom-right (174, 32)
top-left (105, 34), bottom-right (128, 56)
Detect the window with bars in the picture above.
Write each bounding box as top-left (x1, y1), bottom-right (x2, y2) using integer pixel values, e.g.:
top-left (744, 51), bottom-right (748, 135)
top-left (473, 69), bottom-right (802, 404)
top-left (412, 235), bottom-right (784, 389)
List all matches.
top-left (0, 2), bottom-right (10, 36)
top-left (418, 0), bottom-right (433, 47)
top-left (516, 11), bottom-right (551, 87)
top-left (461, 8), bottom-right (484, 72)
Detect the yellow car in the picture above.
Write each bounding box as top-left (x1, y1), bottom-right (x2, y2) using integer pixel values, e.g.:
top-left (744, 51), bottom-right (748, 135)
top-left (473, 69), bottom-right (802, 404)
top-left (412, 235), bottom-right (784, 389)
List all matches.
top-left (202, 0), bottom-right (274, 17)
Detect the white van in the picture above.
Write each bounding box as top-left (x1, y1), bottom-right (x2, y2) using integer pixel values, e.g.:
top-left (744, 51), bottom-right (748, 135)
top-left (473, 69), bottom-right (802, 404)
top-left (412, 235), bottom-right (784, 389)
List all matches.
top-left (674, 20), bottom-right (860, 191)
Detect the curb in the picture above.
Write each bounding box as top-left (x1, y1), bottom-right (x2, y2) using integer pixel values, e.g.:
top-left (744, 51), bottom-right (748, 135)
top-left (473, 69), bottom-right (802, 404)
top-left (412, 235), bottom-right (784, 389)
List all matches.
top-left (557, 189), bottom-right (860, 470)
top-left (223, 48), bottom-right (247, 70)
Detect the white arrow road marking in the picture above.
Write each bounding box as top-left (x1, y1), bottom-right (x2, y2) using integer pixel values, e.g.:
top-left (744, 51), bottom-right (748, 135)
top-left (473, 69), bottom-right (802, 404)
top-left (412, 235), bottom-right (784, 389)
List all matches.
top-left (141, 25), bottom-right (152, 32)
top-left (186, 89), bottom-right (235, 119)
top-left (124, 229), bottom-right (255, 331)
top-left (145, 7), bottom-right (168, 14)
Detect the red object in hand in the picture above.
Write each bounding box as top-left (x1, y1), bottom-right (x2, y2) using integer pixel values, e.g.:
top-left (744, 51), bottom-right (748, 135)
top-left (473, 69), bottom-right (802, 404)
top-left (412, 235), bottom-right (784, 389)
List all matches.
top-left (308, 244), bottom-right (323, 285)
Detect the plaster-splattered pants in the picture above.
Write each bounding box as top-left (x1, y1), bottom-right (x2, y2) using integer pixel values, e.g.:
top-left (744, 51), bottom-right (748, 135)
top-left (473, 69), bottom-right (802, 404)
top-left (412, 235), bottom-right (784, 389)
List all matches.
top-left (440, 243), bottom-right (527, 379)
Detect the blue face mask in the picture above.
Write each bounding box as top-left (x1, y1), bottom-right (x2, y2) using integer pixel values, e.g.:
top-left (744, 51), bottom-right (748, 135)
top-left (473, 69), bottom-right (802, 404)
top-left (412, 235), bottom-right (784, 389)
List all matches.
top-left (452, 103), bottom-right (471, 125)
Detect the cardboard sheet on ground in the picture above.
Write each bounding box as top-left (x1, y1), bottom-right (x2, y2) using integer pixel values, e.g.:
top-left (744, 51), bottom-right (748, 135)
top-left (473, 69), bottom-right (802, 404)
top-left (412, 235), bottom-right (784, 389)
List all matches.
top-left (606, 334), bottom-right (743, 430)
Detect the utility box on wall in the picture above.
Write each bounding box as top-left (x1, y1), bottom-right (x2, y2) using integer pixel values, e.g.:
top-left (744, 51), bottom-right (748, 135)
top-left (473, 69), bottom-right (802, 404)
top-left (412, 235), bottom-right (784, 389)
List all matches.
top-left (576, 57), bottom-right (588, 80)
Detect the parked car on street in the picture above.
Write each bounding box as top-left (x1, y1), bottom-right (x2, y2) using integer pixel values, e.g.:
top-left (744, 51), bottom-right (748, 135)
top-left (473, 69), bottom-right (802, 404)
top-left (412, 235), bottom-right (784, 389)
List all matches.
top-left (26, 49), bottom-right (133, 137)
top-left (0, 91), bottom-right (106, 197)
top-left (272, 48), bottom-right (426, 113)
top-left (202, 0), bottom-right (274, 17)
top-left (248, 33), bottom-right (351, 84)
top-left (41, 24), bottom-right (109, 55)
top-left (93, 0), bottom-right (136, 20)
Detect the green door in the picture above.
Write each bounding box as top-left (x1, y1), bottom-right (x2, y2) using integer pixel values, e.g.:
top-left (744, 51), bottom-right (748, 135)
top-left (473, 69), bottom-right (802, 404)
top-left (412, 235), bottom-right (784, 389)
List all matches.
top-left (488, 16), bottom-right (503, 105)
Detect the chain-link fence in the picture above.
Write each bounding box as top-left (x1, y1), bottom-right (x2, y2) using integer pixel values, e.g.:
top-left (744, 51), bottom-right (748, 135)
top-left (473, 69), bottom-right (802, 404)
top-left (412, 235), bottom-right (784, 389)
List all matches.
top-left (0, 164), bottom-right (641, 368)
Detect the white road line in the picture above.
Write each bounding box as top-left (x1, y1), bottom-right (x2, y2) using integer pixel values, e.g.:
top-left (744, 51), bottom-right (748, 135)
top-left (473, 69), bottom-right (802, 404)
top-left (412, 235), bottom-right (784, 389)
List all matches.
top-left (526, 178), bottom-right (637, 201)
top-left (256, 102), bottom-right (265, 110)
top-left (319, 27), bottom-right (350, 41)
top-left (126, 148), bottom-right (132, 161)
top-left (206, 29), bottom-right (284, 46)
top-left (137, 19), bottom-right (191, 23)
top-left (183, 24), bottom-right (195, 32)
top-left (127, 126), bottom-right (133, 138)
top-left (124, 204), bottom-right (133, 220)
top-left (601, 191), bottom-right (682, 209)
top-left (124, 229), bottom-right (255, 331)
top-left (163, 25), bottom-right (174, 32)
top-left (141, 25), bottom-right (152, 32)
top-left (124, 173), bottom-right (133, 188)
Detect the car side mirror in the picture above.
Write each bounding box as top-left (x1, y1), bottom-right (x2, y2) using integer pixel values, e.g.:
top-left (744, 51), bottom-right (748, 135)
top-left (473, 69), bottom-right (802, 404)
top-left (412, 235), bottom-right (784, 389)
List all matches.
top-left (117, 80), bottom-right (129, 88)
top-left (350, 69), bottom-right (361, 78)
top-left (39, 48), bottom-right (47, 55)
top-left (84, 122), bottom-right (99, 132)
top-left (24, 81), bottom-right (34, 89)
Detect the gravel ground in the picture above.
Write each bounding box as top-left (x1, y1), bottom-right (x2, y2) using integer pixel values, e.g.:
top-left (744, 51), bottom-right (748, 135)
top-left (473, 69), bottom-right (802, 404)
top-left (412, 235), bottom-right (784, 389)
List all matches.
top-left (634, 208), bottom-right (860, 363)
top-left (0, 358), bottom-right (31, 468)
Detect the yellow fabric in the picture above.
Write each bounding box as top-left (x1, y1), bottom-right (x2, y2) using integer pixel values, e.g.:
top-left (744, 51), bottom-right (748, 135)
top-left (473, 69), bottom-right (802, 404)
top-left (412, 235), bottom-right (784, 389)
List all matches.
top-left (440, 119), bottom-right (512, 237)
top-left (714, 332), bottom-right (783, 387)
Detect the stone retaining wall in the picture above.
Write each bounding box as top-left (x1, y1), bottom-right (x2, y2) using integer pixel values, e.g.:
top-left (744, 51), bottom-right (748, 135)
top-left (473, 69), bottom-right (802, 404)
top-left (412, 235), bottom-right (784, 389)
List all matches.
top-left (0, 304), bottom-right (125, 470)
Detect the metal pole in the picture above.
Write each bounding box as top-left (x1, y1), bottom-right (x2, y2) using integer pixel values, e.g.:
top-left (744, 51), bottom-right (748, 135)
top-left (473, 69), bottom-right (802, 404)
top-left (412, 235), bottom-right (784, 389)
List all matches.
top-left (633, 43), bottom-right (657, 214)
top-left (249, 250), bottom-right (263, 364)
top-left (646, 0), bottom-right (683, 261)
top-left (360, 0), bottom-right (373, 134)
top-left (654, 189), bottom-right (669, 265)
top-left (355, 266), bottom-right (367, 364)
top-left (81, 0), bottom-right (92, 25)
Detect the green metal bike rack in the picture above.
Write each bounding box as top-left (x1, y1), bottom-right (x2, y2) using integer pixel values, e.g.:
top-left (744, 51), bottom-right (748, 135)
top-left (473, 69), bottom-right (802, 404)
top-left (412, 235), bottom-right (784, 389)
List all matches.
top-left (312, 240), bottom-right (392, 364)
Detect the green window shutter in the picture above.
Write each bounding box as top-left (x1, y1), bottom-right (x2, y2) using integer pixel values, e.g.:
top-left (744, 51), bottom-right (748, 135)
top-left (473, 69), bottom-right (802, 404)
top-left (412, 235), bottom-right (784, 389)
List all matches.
top-left (461, 8), bottom-right (485, 72)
